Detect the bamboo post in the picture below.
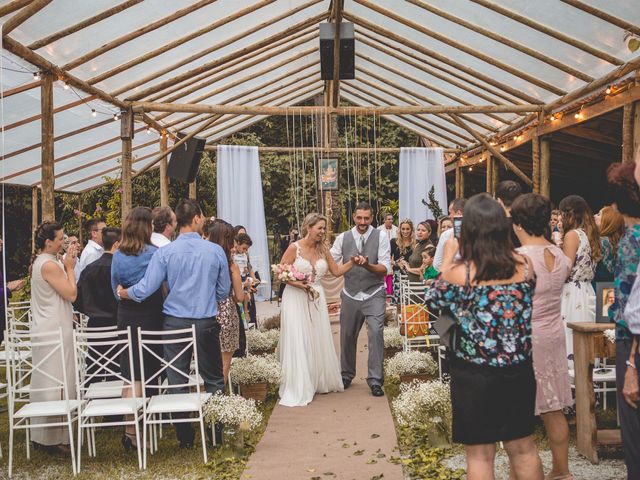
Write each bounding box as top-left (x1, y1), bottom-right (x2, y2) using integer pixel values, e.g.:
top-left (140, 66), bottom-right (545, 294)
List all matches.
top-left (189, 180), bottom-right (197, 200)
top-left (540, 136), bottom-right (551, 198)
top-left (491, 155), bottom-right (500, 194)
top-left (31, 187), bottom-right (38, 252)
top-left (622, 103), bottom-right (634, 162)
top-left (159, 135), bottom-right (169, 207)
top-left (634, 101), bottom-right (640, 157)
top-left (78, 194), bottom-right (83, 247)
top-left (486, 155), bottom-right (493, 195)
top-left (121, 110), bottom-right (133, 223)
top-left (532, 134), bottom-right (541, 193)
top-left (40, 71), bottom-right (55, 221)
top-left (331, 0), bottom-right (343, 108)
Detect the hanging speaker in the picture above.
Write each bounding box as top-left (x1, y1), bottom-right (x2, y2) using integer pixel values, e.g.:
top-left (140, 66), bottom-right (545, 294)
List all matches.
top-left (319, 22), bottom-right (355, 80)
top-left (167, 133), bottom-right (206, 183)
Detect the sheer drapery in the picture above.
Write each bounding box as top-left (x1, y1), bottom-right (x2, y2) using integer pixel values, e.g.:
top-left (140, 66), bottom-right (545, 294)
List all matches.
top-left (216, 145), bottom-right (271, 300)
top-left (399, 147), bottom-right (447, 225)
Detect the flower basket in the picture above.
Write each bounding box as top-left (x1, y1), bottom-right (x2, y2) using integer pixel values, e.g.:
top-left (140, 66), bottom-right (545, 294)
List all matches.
top-left (246, 328), bottom-right (280, 355)
top-left (240, 382), bottom-right (268, 402)
top-left (399, 373), bottom-right (432, 384)
top-left (384, 350), bottom-right (438, 381)
top-left (251, 347), bottom-right (276, 356)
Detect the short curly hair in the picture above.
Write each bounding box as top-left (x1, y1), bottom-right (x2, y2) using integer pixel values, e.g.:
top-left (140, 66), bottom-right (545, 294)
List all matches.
top-left (511, 193), bottom-right (551, 238)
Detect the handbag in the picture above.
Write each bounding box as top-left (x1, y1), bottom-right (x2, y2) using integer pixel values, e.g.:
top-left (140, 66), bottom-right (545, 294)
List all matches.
top-left (433, 308), bottom-right (457, 349)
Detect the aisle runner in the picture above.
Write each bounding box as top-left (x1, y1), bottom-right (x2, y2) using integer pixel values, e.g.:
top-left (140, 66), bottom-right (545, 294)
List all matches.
top-left (244, 317), bottom-right (403, 480)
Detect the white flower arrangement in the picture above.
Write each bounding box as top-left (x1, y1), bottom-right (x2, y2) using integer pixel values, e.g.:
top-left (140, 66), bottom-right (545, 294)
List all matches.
top-left (603, 329), bottom-right (615, 344)
top-left (203, 392), bottom-right (263, 431)
top-left (384, 326), bottom-right (404, 349)
top-left (392, 380), bottom-right (452, 434)
top-left (230, 354), bottom-right (281, 385)
top-left (384, 350), bottom-right (437, 379)
top-left (246, 328), bottom-right (280, 353)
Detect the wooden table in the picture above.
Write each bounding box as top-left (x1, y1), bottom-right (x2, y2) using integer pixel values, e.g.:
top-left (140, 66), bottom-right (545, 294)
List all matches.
top-left (568, 322), bottom-right (621, 463)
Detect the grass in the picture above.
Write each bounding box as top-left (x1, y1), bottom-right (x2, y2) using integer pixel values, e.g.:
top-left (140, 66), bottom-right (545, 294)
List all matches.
top-left (0, 390), bottom-right (278, 480)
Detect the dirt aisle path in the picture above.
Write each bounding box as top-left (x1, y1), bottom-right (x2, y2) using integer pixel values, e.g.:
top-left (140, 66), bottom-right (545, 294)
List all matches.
top-left (243, 316), bottom-right (403, 480)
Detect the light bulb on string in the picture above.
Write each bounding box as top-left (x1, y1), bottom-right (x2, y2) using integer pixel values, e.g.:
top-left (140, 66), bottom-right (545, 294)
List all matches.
top-left (468, 166), bottom-right (473, 172)
top-left (63, 81), bottom-right (69, 90)
top-left (605, 86), bottom-right (612, 95)
top-left (500, 145), bottom-right (506, 152)
top-left (113, 113), bottom-right (120, 121)
top-left (33, 71), bottom-right (41, 81)
top-left (91, 109), bottom-right (96, 118)
top-left (146, 127), bottom-right (151, 134)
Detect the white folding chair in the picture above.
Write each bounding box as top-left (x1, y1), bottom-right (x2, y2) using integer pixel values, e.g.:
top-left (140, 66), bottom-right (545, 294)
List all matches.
top-left (74, 324), bottom-right (122, 401)
top-left (138, 326), bottom-right (211, 469)
top-left (73, 327), bottom-right (144, 471)
top-left (399, 281), bottom-right (438, 351)
top-left (7, 328), bottom-right (79, 477)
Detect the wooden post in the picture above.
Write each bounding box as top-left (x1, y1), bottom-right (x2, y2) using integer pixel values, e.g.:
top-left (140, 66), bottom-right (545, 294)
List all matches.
top-left (532, 134), bottom-right (541, 193)
top-left (31, 187), bottom-right (38, 252)
top-left (634, 100), bottom-right (640, 158)
top-left (491, 155), bottom-right (500, 194)
top-left (121, 109), bottom-right (133, 224)
top-left (622, 103), bottom-right (634, 162)
top-left (331, 0), bottom-right (343, 108)
top-left (540, 136), bottom-right (551, 198)
top-left (189, 179), bottom-right (197, 200)
top-left (159, 134), bottom-right (169, 207)
top-left (78, 194), bottom-right (83, 246)
top-left (455, 167), bottom-right (464, 198)
top-left (41, 71), bottom-right (55, 221)
top-left (485, 155), bottom-right (492, 195)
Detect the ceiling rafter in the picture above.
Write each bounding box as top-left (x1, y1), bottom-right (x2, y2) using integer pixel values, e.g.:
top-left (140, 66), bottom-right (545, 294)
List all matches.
top-left (1, 0), bottom-right (51, 36)
top-left (559, 0), bottom-right (640, 36)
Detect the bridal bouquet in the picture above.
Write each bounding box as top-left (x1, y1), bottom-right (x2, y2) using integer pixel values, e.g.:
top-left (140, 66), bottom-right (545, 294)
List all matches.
top-left (271, 263), bottom-right (319, 301)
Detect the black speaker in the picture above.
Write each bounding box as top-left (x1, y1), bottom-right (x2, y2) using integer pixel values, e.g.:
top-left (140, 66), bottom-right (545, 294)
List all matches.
top-left (167, 133), bottom-right (206, 183)
top-left (320, 22), bottom-right (355, 80)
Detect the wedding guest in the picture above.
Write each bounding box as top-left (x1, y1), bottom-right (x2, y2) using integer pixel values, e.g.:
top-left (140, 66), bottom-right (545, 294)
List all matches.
top-left (75, 227), bottom-right (122, 384)
top-left (403, 245), bottom-right (437, 282)
top-left (402, 221), bottom-right (432, 283)
top-left (433, 198), bottom-right (466, 271)
top-left (75, 218), bottom-right (106, 280)
top-left (495, 180), bottom-right (523, 248)
top-left (390, 219), bottom-right (414, 305)
top-left (151, 206), bottom-right (176, 248)
top-left (559, 195), bottom-right (600, 360)
top-left (111, 207), bottom-right (163, 450)
top-left (0, 238), bottom-right (26, 343)
top-left (605, 161), bottom-right (640, 480)
top-left (209, 219), bottom-right (246, 382)
top-left (378, 214), bottom-right (398, 296)
top-left (551, 210), bottom-right (563, 247)
top-left (118, 199), bottom-right (230, 448)
top-left (594, 205), bottom-right (625, 283)
top-left (426, 193), bottom-right (542, 480)
top-left (437, 216), bottom-right (453, 239)
top-left (512, 193), bottom-right (573, 480)
top-left (30, 221), bottom-right (78, 454)
top-left (234, 232), bottom-right (257, 325)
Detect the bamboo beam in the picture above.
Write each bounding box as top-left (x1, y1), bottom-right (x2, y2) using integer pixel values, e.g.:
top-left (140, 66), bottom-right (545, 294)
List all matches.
top-left (559, 0), bottom-right (640, 36)
top-left (40, 71), bottom-right (55, 221)
top-left (353, 0), bottom-right (566, 95)
top-left (120, 7), bottom-right (326, 100)
top-left (3, 94), bottom-right (97, 132)
top-left (133, 102), bottom-right (542, 116)
top-left (407, 0), bottom-right (593, 82)
top-left (468, 0), bottom-right (623, 65)
top-left (202, 146), bottom-right (458, 153)
top-left (31, 186), bottom-right (38, 252)
top-left (188, 180), bottom-right (197, 200)
top-left (449, 114), bottom-right (533, 187)
top-left (331, 0), bottom-right (343, 108)
top-left (3, 80), bottom-right (40, 98)
top-left (623, 103), bottom-right (634, 162)
top-left (159, 135), bottom-right (169, 207)
top-left (344, 12), bottom-right (545, 105)
top-left (2, 0), bottom-right (51, 36)
top-left (540, 136), bottom-right (551, 198)
top-left (121, 110), bottom-right (133, 223)
top-left (355, 28), bottom-right (529, 107)
top-left (532, 134), bottom-right (541, 193)
top-left (0, 0), bottom-right (34, 18)
top-left (28, 0), bottom-right (144, 50)
top-left (63, 0), bottom-right (218, 71)
top-left (87, 0), bottom-right (276, 85)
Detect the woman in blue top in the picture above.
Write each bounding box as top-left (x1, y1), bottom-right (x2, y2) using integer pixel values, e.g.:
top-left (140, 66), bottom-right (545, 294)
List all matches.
top-left (111, 206), bottom-right (163, 450)
top-left (426, 193), bottom-right (542, 480)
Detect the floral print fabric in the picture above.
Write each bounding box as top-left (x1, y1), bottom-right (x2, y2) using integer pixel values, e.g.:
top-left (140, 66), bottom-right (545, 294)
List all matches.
top-left (425, 278), bottom-right (534, 367)
top-left (566, 229), bottom-right (596, 286)
top-left (610, 224), bottom-right (640, 340)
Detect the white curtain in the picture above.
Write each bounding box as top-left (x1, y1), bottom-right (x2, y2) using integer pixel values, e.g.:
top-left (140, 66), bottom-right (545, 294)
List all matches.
top-left (399, 147), bottom-right (447, 225)
top-left (216, 145), bottom-right (271, 301)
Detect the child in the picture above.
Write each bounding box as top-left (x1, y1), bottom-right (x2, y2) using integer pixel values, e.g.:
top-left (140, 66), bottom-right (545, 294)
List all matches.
top-left (421, 245), bottom-right (438, 281)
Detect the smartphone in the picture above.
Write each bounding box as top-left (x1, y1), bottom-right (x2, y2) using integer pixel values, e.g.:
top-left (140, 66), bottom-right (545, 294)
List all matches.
top-left (453, 217), bottom-right (463, 239)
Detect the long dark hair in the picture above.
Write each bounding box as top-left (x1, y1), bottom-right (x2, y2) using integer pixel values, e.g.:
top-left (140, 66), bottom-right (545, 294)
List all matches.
top-left (209, 219), bottom-right (235, 267)
top-left (119, 206), bottom-right (152, 256)
top-left (559, 195), bottom-right (602, 262)
top-left (459, 193), bottom-right (520, 282)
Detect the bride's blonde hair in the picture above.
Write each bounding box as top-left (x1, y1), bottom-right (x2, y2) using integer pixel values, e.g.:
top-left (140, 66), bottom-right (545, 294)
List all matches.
top-left (301, 212), bottom-right (329, 256)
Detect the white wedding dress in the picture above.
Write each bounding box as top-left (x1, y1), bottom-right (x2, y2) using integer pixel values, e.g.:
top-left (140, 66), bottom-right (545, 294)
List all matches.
top-left (278, 244), bottom-right (344, 407)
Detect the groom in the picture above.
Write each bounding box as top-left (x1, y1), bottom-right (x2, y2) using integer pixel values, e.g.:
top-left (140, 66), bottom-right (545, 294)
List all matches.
top-left (330, 202), bottom-right (391, 397)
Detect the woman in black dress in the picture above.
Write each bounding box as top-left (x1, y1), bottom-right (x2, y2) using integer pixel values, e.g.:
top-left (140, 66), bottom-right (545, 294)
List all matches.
top-left (390, 219), bottom-right (415, 305)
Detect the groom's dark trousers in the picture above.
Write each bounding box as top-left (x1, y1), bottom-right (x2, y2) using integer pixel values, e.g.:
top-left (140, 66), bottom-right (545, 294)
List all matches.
top-left (340, 288), bottom-right (386, 387)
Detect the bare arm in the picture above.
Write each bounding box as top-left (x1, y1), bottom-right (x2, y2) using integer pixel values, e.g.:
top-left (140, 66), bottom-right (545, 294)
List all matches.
top-left (41, 255), bottom-right (77, 302)
top-left (441, 237), bottom-right (459, 272)
top-left (230, 263), bottom-right (246, 302)
top-left (325, 252), bottom-right (353, 277)
top-left (279, 244), bottom-right (308, 291)
top-left (562, 230), bottom-right (579, 266)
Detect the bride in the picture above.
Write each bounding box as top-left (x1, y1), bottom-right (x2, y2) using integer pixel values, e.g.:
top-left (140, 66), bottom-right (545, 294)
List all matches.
top-left (278, 213), bottom-right (354, 407)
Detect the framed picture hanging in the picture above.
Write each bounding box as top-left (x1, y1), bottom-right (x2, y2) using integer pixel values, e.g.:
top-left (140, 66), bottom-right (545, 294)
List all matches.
top-left (595, 281), bottom-right (615, 323)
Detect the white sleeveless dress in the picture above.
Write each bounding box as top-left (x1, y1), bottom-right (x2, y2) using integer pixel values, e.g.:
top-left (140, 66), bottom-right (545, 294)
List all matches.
top-left (278, 244), bottom-right (344, 407)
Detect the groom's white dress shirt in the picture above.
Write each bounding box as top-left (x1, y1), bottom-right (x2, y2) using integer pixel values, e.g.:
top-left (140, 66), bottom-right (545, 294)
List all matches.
top-left (330, 225), bottom-right (391, 301)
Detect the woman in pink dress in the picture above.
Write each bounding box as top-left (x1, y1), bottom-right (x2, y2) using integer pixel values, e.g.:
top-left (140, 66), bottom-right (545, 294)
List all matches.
top-left (512, 194), bottom-right (573, 480)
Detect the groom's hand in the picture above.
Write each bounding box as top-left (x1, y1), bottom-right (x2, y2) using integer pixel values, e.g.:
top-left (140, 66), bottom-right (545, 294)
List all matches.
top-left (359, 256), bottom-right (370, 267)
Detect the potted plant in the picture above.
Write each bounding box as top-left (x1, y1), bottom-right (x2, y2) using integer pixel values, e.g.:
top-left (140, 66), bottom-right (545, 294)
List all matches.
top-left (203, 392), bottom-right (263, 456)
top-left (392, 379), bottom-right (452, 447)
top-left (230, 354), bottom-right (281, 402)
top-left (383, 326), bottom-right (403, 359)
top-left (385, 350), bottom-right (437, 384)
top-left (246, 328), bottom-right (280, 356)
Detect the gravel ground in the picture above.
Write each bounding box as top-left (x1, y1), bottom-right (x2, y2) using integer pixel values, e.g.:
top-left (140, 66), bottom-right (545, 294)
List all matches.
top-left (442, 446), bottom-right (626, 480)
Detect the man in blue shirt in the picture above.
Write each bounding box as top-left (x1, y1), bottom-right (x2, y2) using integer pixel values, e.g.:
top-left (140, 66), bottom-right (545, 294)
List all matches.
top-left (118, 199), bottom-right (230, 448)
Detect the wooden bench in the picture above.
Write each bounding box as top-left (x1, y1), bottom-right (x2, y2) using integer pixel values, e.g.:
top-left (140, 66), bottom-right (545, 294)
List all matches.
top-left (567, 322), bottom-right (621, 463)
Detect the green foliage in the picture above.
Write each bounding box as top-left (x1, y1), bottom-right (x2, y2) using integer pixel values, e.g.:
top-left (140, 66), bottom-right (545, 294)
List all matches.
top-left (379, 199), bottom-right (399, 218)
top-left (426, 185), bottom-right (444, 219)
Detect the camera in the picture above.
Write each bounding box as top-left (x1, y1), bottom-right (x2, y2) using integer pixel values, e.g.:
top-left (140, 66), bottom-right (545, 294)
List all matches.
top-left (453, 217), bottom-right (463, 239)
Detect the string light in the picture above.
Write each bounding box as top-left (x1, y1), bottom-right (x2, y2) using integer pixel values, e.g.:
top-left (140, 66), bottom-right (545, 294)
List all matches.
top-left (605, 86), bottom-right (612, 95)
top-left (113, 113), bottom-right (120, 121)
top-left (91, 109), bottom-right (96, 118)
top-left (574, 106), bottom-right (584, 120)
top-left (146, 127), bottom-right (152, 134)
top-left (468, 166), bottom-right (473, 172)
top-left (500, 145), bottom-right (506, 152)
top-left (489, 141), bottom-right (497, 146)
top-left (33, 71), bottom-right (40, 81)
top-left (63, 81), bottom-right (69, 90)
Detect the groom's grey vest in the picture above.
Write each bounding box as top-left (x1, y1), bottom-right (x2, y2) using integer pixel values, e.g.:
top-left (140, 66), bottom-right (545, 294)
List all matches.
top-left (341, 230), bottom-right (384, 298)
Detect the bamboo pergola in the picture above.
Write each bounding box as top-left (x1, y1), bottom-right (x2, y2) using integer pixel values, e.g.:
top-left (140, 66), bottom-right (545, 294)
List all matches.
top-left (0, 0), bottom-right (639, 221)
